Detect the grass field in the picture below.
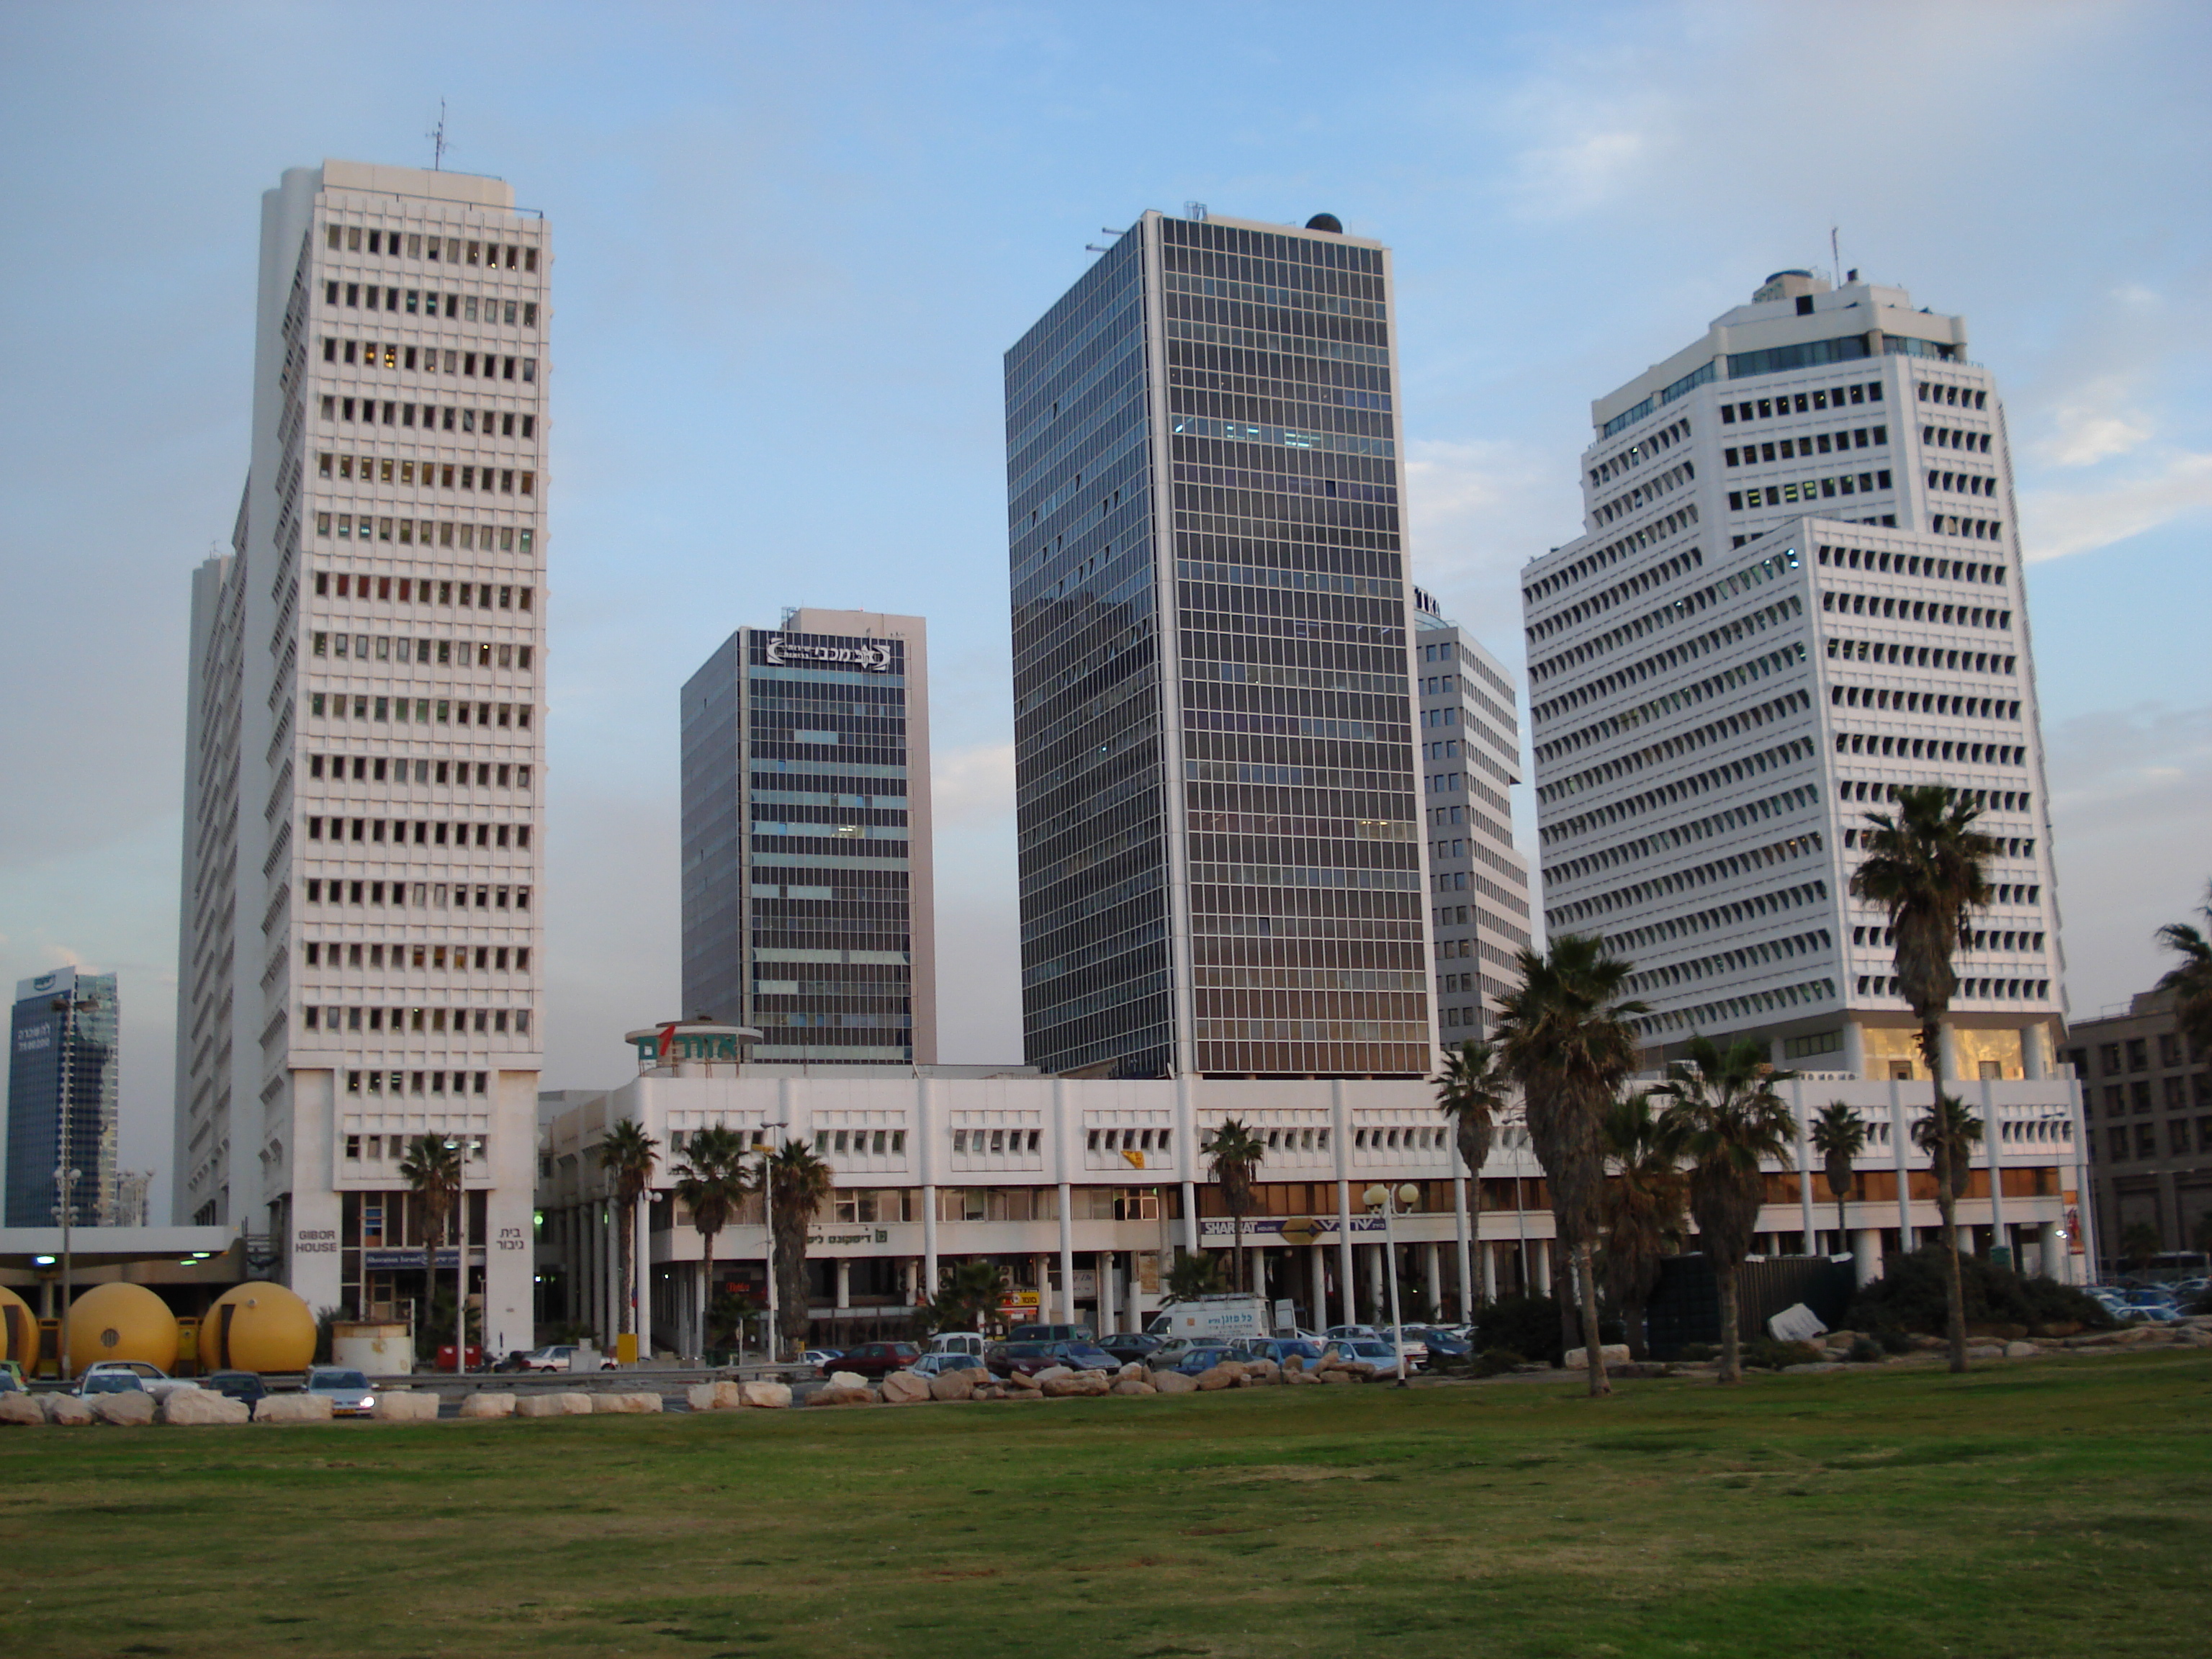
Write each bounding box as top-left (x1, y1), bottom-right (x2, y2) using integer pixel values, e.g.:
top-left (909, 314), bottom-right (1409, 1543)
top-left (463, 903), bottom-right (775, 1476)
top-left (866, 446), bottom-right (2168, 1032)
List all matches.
top-left (3, 1353), bottom-right (2208, 1658)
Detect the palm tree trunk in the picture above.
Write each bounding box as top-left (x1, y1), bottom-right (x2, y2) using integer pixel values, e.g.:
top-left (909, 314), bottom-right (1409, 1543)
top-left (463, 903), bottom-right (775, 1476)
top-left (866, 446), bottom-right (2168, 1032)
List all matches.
top-left (1555, 1233), bottom-right (1578, 1362)
top-left (700, 1231), bottom-right (716, 1361)
top-left (1233, 1211), bottom-right (1245, 1298)
top-left (1576, 1238), bottom-right (1611, 1397)
top-left (1938, 1192), bottom-right (1968, 1374)
top-left (617, 1196), bottom-right (635, 1338)
top-left (1837, 1194), bottom-right (1849, 1260)
top-left (1717, 1263), bottom-right (1741, 1384)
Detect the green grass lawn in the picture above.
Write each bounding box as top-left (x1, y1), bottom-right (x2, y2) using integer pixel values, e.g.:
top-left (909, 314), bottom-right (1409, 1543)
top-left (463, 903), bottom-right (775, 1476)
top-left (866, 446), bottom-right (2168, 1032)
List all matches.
top-left (3, 1353), bottom-right (2208, 1658)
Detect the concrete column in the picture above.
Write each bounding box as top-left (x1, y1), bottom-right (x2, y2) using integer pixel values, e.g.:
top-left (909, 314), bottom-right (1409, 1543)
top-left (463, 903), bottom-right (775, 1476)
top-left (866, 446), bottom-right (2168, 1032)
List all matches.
top-left (1364, 1241), bottom-right (1385, 1321)
top-left (1308, 1242), bottom-right (1326, 1329)
top-left (1983, 1076), bottom-right (2008, 1265)
top-left (2069, 1072), bottom-right (2095, 1282)
top-left (922, 1187), bottom-right (940, 1303)
top-left (1852, 1227), bottom-right (1883, 1286)
top-left (1177, 1075), bottom-right (1199, 1254)
top-left (2023, 1020), bottom-right (2051, 1079)
top-left (1452, 1173), bottom-right (1474, 1322)
top-left (1480, 1238), bottom-right (1498, 1300)
top-left (1031, 1253), bottom-right (1050, 1322)
top-left (1423, 1242), bottom-right (1442, 1321)
top-left (634, 1197), bottom-right (653, 1361)
top-left (1956, 1225), bottom-right (1977, 1257)
top-left (1530, 1239), bottom-right (1552, 1295)
top-left (1336, 1187), bottom-right (1357, 1329)
top-left (1891, 1079), bottom-right (1914, 1245)
top-left (1057, 1182), bottom-right (1075, 1328)
top-left (1793, 1081), bottom-right (1816, 1255)
top-left (1843, 1017), bottom-right (1866, 1081)
top-left (1125, 1255), bottom-right (1142, 1335)
top-left (2036, 1220), bottom-right (2062, 1280)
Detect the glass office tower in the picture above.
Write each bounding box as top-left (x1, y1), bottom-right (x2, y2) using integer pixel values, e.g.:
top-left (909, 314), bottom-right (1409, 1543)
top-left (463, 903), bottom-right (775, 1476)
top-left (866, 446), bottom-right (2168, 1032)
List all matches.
top-left (6, 968), bottom-right (119, 1228)
top-left (681, 608), bottom-right (937, 1064)
top-left (1005, 210), bottom-right (1432, 1079)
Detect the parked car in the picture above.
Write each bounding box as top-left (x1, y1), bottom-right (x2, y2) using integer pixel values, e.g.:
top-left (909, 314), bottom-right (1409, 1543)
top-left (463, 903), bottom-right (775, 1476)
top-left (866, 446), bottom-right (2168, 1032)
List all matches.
top-left (911, 1352), bottom-right (985, 1380)
top-left (1145, 1338), bottom-right (1218, 1372)
top-left (799, 1349), bottom-right (843, 1370)
top-left (0, 1360), bottom-right (24, 1389)
top-left (831, 1341), bottom-right (923, 1380)
top-left (1098, 1331), bottom-right (1162, 1366)
top-left (924, 1332), bottom-right (989, 1361)
top-left (76, 1370), bottom-right (148, 1398)
top-left (1046, 1340), bottom-right (1122, 1372)
top-left (1324, 1325), bottom-right (1424, 1367)
top-left (984, 1341), bottom-right (1065, 1380)
top-left (0, 1368), bottom-right (22, 1394)
top-left (304, 1365), bottom-right (377, 1416)
top-left (519, 1344), bottom-right (613, 1373)
top-left (1009, 1322), bottom-right (1094, 1344)
top-left (1406, 1326), bottom-right (1472, 1359)
top-left (204, 1370), bottom-right (269, 1408)
top-left (1156, 1343), bottom-right (1241, 1377)
top-left (1233, 1337), bottom-right (1326, 1368)
top-left (79, 1360), bottom-right (198, 1398)
top-left (1322, 1338), bottom-right (1405, 1375)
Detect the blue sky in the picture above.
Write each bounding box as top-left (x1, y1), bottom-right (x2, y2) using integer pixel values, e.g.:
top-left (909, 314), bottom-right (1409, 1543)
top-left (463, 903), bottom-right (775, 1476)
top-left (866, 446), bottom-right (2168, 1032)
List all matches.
top-left (2, 1), bottom-right (2207, 1215)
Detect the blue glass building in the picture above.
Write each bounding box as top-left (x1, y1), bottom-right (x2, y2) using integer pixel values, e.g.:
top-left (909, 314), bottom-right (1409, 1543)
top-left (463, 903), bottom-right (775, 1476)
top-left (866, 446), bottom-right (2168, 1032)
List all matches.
top-left (1005, 210), bottom-right (1433, 1079)
top-left (6, 968), bottom-right (118, 1228)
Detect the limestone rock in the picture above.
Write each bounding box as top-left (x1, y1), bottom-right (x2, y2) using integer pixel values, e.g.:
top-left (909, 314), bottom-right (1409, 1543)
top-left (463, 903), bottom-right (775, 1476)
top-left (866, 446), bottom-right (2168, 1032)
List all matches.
top-left (1115, 1362), bottom-right (1148, 1382)
top-left (1780, 1361), bottom-right (1848, 1374)
top-left (739, 1380), bottom-right (793, 1409)
top-left (927, 1368), bottom-right (981, 1403)
top-left (593, 1390), bottom-right (663, 1413)
top-left (457, 1390), bottom-right (518, 1419)
top-left (1030, 1366), bottom-right (1074, 1388)
top-left (807, 1383), bottom-right (876, 1407)
top-left (0, 1392), bottom-right (46, 1426)
top-left (2004, 1341), bottom-right (2036, 1359)
top-left (42, 1393), bottom-right (94, 1426)
top-left (1194, 1366), bottom-right (1238, 1392)
top-left (1563, 1344), bottom-right (1632, 1370)
top-left (1009, 1370), bottom-right (1043, 1391)
top-left (1110, 1378), bottom-right (1156, 1395)
top-left (2171, 1326), bottom-right (2212, 1347)
top-left (161, 1388), bottom-right (252, 1426)
top-left (516, 1391), bottom-right (593, 1417)
top-left (1966, 1344), bottom-right (2006, 1362)
top-left (685, 1383), bottom-right (725, 1413)
top-left (1281, 1354), bottom-right (1305, 1374)
top-left (827, 1370), bottom-right (868, 1391)
top-left (1152, 1370), bottom-right (1198, 1395)
top-left (1317, 1368), bottom-right (1354, 1385)
top-left (1285, 1367), bottom-right (1318, 1385)
top-left (1243, 1358), bottom-right (1281, 1385)
top-left (1042, 1371), bottom-right (1110, 1398)
top-left (254, 1393), bottom-right (334, 1424)
top-left (91, 1390), bottom-right (156, 1426)
top-left (370, 1390), bottom-right (441, 1423)
top-left (881, 1370), bottom-right (930, 1405)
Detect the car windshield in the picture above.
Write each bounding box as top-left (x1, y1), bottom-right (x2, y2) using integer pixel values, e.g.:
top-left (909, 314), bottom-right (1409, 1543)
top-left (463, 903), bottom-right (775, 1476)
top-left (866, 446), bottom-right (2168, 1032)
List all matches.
top-left (314, 1371), bottom-right (370, 1390)
top-left (87, 1374), bottom-right (143, 1391)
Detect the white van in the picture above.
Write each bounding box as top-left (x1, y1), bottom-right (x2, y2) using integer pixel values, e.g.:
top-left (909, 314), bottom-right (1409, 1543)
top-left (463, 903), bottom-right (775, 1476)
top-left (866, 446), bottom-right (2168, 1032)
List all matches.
top-left (925, 1331), bottom-right (989, 1360)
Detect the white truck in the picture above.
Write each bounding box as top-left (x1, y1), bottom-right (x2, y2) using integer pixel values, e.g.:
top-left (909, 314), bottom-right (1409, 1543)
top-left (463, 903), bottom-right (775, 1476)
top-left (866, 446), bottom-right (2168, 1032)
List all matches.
top-left (1146, 1294), bottom-right (1270, 1344)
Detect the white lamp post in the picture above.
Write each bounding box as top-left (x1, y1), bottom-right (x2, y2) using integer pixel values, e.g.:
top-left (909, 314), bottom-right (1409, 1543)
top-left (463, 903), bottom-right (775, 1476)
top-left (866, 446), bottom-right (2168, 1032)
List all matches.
top-left (443, 1137), bottom-right (467, 1372)
top-left (1363, 1182), bottom-right (1421, 1387)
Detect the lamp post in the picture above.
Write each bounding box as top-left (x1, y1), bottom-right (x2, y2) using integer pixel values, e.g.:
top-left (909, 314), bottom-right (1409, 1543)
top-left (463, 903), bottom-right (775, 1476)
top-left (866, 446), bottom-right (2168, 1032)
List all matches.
top-left (443, 1136), bottom-right (467, 1373)
top-left (50, 990), bottom-right (94, 1379)
top-left (752, 1126), bottom-right (783, 1364)
top-left (1363, 1182), bottom-right (1421, 1387)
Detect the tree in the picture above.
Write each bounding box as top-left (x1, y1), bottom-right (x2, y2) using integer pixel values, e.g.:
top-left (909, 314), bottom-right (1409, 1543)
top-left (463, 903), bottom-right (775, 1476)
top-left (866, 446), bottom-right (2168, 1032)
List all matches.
top-left (1809, 1101), bottom-right (1869, 1253)
top-left (1495, 935), bottom-right (1649, 1398)
top-left (1599, 1092), bottom-right (1686, 1362)
top-left (767, 1139), bottom-right (834, 1357)
top-left (1205, 1118), bottom-right (1267, 1297)
top-left (1434, 1038), bottom-right (1509, 1199)
top-left (2154, 880), bottom-right (2212, 1058)
top-left (397, 1134), bottom-right (461, 1336)
top-left (922, 1259), bottom-right (1008, 1336)
top-left (1655, 1035), bottom-right (1799, 1385)
top-left (1849, 786), bottom-right (1997, 1084)
top-left (2119, 1220), bottom-right (2164, 1269)
top-left (1163, 1250), bottom-right (1226, 1304)
top-left (1912, 1093), bottom-right (1983, 1373)
top-left (598, 1118), bottom-right (660, 1351)
top-left (673, 1125), bottom-right (752, 1359)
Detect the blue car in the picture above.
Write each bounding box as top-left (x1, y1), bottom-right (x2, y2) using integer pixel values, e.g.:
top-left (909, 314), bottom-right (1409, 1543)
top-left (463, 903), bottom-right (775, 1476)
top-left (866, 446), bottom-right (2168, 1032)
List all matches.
top-left (1159, 1344), bottom-right (1241, 1377)
top-left (1233, 1338), bottom-right (1325, 1367)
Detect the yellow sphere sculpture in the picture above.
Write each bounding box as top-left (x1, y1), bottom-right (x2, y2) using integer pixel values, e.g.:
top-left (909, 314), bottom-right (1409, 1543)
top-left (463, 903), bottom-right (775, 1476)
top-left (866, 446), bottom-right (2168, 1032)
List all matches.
top-left (63, 1282), bottom-right (178, 1377)
top-left (0, 1285), bottom-right (37, 1366)
top-left (200, 1281), bottom-right (317, 1374)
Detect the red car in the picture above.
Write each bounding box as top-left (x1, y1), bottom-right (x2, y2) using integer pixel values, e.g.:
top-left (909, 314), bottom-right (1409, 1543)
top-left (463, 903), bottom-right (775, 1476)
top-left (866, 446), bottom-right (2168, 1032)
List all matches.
top-left (826, 1341), bottom-right (921, 1380)
top-left (984, 1341), bottom-right (1062, 1380)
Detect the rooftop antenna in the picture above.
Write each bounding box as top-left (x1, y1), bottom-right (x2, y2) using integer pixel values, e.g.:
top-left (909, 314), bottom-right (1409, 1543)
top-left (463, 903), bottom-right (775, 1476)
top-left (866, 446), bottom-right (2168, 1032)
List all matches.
top-left (1830, 225), bottom-right (1841, 289)
top-left (428, 99), bottom-right (449, 171)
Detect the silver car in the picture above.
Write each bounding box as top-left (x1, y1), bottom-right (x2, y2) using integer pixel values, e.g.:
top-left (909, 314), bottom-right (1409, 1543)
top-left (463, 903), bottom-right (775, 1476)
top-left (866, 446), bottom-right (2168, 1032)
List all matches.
top-left (304, 1364), bottom-right (377, 1416)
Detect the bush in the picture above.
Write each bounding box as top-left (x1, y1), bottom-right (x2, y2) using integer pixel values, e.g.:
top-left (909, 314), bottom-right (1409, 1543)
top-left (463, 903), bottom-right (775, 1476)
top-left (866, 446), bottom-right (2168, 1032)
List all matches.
top-left (1844, 1248), bottom-right (2116, 1336)
top-left (1847, 1335), bottom-right (1885, 1363)
top-left (1473, 1294), bottom-right (1567, 1365)
top-left (1676, 1342), bottom-right (1717, 1362)
top-left (1742, 1336), bottom-right (1824, 1371)
top-left (1473, 1348), bottom-right (1525, 1377)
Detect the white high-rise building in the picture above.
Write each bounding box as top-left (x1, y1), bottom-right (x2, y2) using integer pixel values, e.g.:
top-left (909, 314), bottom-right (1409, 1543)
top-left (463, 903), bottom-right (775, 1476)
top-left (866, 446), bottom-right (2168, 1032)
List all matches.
top-left (1412, 588), bottom-right (1534, 1044)
top-left (1521, 271), bottom-right (2064, 1082)
top-left (174, 161), bottom-right (549, 1352)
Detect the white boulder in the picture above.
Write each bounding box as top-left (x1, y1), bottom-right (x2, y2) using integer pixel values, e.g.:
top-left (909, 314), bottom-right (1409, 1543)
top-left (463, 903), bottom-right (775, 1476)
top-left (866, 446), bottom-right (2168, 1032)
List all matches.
top-left (159, 1388), bottom-right (252, 1426)
top-left (739, 1380), bottom-right (792, 1410)
top-left (457, 1390), bottom-right (518, 1420)
top-left (91, 1390), bottom-right (156, 1426)
top-left (371, 1391), bottom-right (441, 1423)
top-left (253, 1393), bottom-right (334, 1424)
top-left (880, 1370), bottom-right (931, 1405)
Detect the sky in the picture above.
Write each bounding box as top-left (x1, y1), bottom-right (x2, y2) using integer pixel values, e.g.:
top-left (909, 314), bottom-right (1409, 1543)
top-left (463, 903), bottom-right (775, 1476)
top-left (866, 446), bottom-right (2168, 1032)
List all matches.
top-left (2, 1), bottom-right (2208, 1220)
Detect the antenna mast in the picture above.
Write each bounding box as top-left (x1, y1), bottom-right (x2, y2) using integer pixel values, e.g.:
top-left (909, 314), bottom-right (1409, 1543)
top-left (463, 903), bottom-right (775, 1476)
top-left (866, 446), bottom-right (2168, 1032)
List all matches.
top-left (1831, 225), bottom-right (1841, 288)
top-left (429, 99), bottom-right (449, 171)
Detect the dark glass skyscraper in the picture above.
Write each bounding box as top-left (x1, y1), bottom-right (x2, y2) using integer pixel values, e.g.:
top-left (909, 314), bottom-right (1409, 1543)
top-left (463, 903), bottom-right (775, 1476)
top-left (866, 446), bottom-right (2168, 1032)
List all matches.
top-left (1006, 210), bottom-right (1432, 1079)
top-left (681, 608), bottom-right (936, 1064)
top-left (6, 968), bottom-right (119, 1228)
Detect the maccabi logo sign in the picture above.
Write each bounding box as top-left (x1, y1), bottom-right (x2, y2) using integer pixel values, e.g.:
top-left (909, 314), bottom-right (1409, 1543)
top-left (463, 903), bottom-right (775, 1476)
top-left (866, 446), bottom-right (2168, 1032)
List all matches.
top-left (765, 634), bottom-right (894, 672)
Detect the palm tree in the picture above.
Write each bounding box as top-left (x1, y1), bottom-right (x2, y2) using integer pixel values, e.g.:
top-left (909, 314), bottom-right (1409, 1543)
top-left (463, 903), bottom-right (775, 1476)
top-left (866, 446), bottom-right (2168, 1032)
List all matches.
top-left (922, 1259), bottom-right (1007, 1336)
top-left (1599, 1092), bottom-right (1686, 1362)
top-left (767, 1139), bottom-right (834, 1358)
top-left (1495, 935), bottom-right (1649, 1398)
top-left (598, 1118), bottom-right (660, 1355)
top-left (1434, 1038), bottom-right (1509, 1197)
top-left (1205, 1118), bottom-right (1267, 1297)
top-left (2118, 1220), bottom-right (2163, 1269)
top-left (397, 1134), bottom-right (461, 1339)
top-left (2154, 881), bottom-right (2212, 1056)
top-left (1912, 1094), bottom-right (1983, 1373)
top-left (1809, 1101), bottom-right (1869, 1254)
top-left (1655, 1035), bottom-right (1799, 1385)
top-left (1163, 1250), bottom-right (1226, 1304)
top-left (1850, 785), bottom-right (1998, 1084)
top-left (673, 1125), bottom-right (752, 1358)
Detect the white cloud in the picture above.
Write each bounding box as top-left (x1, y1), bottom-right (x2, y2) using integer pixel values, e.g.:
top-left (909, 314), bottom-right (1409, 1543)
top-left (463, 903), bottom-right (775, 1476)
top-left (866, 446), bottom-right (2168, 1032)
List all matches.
top-left (2020, 449), bottom-right (2212, 562)
top-left (933, 741), bottom-right (1015, 824)
top-left (2031, 374), bottom-right (2155, 468)
top-left (1403, 437), bottom-right (1573, 585)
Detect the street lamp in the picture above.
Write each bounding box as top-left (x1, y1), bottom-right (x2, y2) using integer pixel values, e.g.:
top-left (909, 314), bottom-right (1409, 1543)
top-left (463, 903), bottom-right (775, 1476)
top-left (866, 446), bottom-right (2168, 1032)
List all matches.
top-left (443, 1136), bottom-right (467, 1373)
top-left (1362, 1182), bottom-right (1421, 1387)
top-left (53, 1163), bottom-right (81, 1378)
top-left (752, 1120), bottom-right (787, 1365)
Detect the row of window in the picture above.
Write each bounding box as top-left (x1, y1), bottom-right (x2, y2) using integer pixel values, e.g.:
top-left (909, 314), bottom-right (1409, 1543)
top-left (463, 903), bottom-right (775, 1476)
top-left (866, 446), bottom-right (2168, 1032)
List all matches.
top-left (1838, 727), bottom-right (2026, 765)
top-left (2101, 1076), bottom-right (2209, 1118)
top-left (313, 571), bottom-right (534, 607)
top-left (1591, 459), bottom-right (1694, 527)
top-left (1841, 778), bottom-right (2031, 814)
top-left (308, 692), bottom-right (534, 728)
top-left (1725, 427), bottom-right (1887, 466)
top-left (1532, 639), bottom-right (1807, 767)
top-left (1537, 688), bottom-right (1809, 807)
top-left (1821, 591), bottom-right (2010, 629)
top-left (1851, 924), bottom-right (2045, 952)
top-left (1827, 641), bottom-right (2018, 675)
top-left (320, 336), bottom-right (536, 381)
top-left (307, 817), bottom-right (534, 849)
top-left (1842, 827), bottom-right (2037, 859)
top-left (1928, 469), bottom-right (1995, 498)
top-left (322, 287), bottom-right (537, 326)
top-left (302, 877), bottom-right (532, 909)
top-left (325, 222), bottom-right (538, 270)
top-left (1545, 781), bottom-right (1822, 886)
top-left (317, 454), bottom-right (536, 495)
top-left (1528, 593), bottom-right (1802, 723)
top-left (306, 940), bottom-right (531, 971)
top-left (1719, 383), bottom-right (1884, 424)
top-left (310, 755), bottom-right (531, 788)
top-left (1600, 880), bottom-right (1828, 956)
top-left (1817, 545), bottom-right (2005, 583)
top-left (1547, 830), bottom-right (1824, 926)
top-left (1635, 974), bottom-right (1837, 1035)
top-left (310, 1004), bottom-right (529, 1033)
top-left (342, 1070), bottom-right (493, 1098)
top-left (2094, 1118), bottom-right (2212, 1164)
top-left (1730, 471), bottom-right (1892, 511)
top-left (1521, 517), bottom-right (1704, 606)
top-left (1915, 381), bottom-right (1987, 408)
top-left (1930, 513), bottom-right (2004, 541)
top-left (1857, 974), bottom-right (2047, 1000)
top-left (2086, 1035), bottom-right (2201, 1075)
top-left (1524, 547), bottom-right (1705, 642)
top-left (1628, 928), bottom-right (1832, 994)
top-left (1541, 734), bottom-right (1813, 847)
top-left (313, 634), bottom-right (534, 669)
top-left (344, 1133), bottom-right (487, 1161)
top-left (1588, 416), bottom-right (1692, 487)
top-left (1923, 424), bottom-right (1990, 452)
top-left (320, 396), bottom-right (534, 439)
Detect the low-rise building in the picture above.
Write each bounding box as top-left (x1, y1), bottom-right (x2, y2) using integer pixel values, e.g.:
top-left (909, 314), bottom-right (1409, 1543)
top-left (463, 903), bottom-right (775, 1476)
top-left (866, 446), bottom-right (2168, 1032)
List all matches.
top-left (2065, 987), bottom-right (2212, 1272)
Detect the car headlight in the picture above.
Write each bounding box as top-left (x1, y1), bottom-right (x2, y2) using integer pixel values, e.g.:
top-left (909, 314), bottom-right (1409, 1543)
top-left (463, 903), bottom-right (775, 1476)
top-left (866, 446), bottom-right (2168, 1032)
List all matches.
top-left (361, 1395), bottom-right (375, 1408)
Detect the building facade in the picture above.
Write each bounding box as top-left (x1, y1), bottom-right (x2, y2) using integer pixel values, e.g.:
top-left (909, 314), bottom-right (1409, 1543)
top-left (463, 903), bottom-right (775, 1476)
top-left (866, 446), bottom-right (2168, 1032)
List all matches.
top-left (534, 1034), bottom-right (2086, 1356)
top-left (680, 608), bottom-right (936, 1064)
top-left (1004, 208), bottom-right (1432, 1081)
top-left (2067, 989), bottom-right (2212, 1272)
top-left (1521, 271), bottom-right (2065, 1079)
top-left (1413, 590), bottom-right (1533, 1043)
top-left (173, 160), bottom-right (548, 1355)
top-left (6, 969), bottom-right (119, 1228)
